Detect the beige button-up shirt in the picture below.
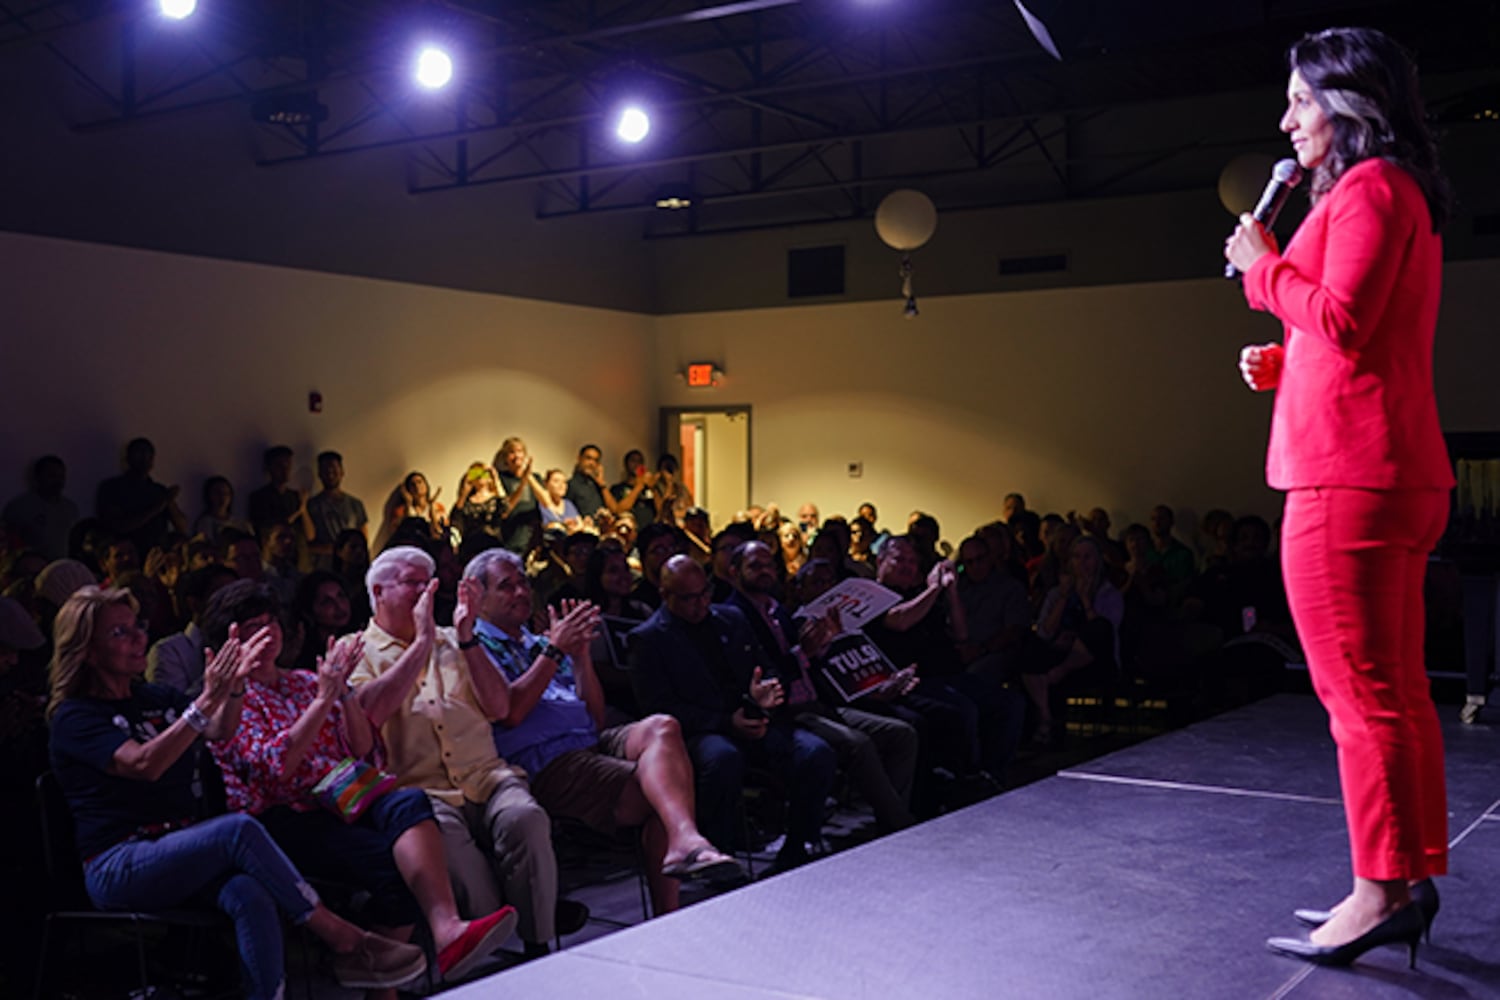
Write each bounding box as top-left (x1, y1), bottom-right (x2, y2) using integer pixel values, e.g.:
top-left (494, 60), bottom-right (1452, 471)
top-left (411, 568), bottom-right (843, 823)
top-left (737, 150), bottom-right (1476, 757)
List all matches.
top-left (350, 621), bottom-right (523, 807)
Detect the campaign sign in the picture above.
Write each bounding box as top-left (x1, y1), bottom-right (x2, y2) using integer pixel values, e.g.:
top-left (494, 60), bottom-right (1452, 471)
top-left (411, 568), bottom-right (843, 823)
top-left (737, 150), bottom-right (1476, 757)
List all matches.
top-left (794, 578), bottom-right (901, 632)
top-left (820, 630), bottom-right (898, 703)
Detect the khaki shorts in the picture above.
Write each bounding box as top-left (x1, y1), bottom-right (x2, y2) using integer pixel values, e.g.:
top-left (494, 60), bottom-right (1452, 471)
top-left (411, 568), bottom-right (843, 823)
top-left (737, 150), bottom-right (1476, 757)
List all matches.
top-left (528, 724), bottom-right (636, 833)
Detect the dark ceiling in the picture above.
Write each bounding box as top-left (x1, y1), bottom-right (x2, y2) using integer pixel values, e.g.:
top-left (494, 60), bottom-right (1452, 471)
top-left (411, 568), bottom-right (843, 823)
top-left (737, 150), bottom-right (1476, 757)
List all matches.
top-left (4, 0), bottom-right (1499, 240)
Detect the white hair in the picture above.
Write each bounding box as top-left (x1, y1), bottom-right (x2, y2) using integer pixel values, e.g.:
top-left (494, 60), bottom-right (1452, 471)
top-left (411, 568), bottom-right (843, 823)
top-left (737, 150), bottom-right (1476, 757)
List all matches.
top-left (366, 545), bottom-right (435, 608)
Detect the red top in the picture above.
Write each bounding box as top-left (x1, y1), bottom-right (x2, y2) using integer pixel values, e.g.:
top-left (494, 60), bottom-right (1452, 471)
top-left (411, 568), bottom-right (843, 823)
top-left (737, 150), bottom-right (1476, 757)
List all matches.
top-left (1244, 157), bottom-right (1454, 492)
top-left (210, 669), bottom-right (376, 815)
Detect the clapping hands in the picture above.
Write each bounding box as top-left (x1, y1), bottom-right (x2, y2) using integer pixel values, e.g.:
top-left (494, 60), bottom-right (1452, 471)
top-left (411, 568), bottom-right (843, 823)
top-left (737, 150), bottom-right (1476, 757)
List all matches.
top-left (547, 599), bottom-right (601, 659)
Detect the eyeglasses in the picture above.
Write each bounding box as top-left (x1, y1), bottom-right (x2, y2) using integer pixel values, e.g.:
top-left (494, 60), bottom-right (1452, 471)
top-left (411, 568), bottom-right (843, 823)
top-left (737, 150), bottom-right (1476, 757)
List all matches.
top-left (393, 576), bottom-right (433, 588)
top-left (667, 584), bottom-right (714, 603)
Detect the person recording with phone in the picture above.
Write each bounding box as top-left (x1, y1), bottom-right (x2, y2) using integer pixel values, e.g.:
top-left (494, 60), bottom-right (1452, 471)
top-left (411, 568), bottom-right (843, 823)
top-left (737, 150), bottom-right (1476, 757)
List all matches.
top-left (610, 449), bottom-right (658, 531)
top-left (1223, 27), bottom-right (1453, 968)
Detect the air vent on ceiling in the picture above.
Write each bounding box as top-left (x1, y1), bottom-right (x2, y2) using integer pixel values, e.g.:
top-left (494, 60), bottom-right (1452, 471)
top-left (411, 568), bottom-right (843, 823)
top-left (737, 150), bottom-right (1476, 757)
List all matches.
top-left (999, 252), bottom-right (1069, 276)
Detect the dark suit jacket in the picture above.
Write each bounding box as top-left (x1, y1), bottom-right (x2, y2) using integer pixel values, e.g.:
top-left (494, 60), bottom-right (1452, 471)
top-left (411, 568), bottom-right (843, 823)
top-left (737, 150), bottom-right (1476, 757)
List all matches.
top-left (726, 590), bottom-right (832, 717)
top-left (628, 604), bottom-right (762, 738)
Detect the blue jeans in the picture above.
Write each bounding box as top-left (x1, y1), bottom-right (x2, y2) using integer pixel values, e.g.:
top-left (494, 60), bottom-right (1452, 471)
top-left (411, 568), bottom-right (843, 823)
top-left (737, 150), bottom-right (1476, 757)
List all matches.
top-left (85, 813), bottom-right (321, 1000)
top-left (258, 789), bottom-right (434, 927)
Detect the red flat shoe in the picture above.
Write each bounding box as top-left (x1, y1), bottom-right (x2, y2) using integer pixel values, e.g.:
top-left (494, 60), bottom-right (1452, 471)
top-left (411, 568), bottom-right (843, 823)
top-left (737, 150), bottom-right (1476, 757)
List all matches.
top-left (437, 905), bottom-right (518, 982)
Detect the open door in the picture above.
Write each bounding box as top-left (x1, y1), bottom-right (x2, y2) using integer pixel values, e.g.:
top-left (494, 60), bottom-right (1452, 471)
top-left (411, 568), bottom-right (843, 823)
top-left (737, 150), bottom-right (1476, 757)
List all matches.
top-left (660, 407), bottom-right (751, 527)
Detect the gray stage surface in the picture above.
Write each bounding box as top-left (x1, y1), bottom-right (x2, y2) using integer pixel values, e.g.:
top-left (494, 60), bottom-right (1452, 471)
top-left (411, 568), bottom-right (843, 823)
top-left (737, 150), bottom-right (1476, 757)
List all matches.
top-left (456, 694), bottom-right (1500, 999)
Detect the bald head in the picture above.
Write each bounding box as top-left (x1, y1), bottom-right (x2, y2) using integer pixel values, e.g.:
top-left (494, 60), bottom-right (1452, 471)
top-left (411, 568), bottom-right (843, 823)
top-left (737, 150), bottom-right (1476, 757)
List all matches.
top-left (660, 555), bottom-right (712, 624)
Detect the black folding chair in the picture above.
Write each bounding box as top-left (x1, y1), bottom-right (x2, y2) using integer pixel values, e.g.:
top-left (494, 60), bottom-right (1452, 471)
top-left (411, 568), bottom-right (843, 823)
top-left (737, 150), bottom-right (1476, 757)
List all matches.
top-left (33, 770), bottom-right (234, 1000)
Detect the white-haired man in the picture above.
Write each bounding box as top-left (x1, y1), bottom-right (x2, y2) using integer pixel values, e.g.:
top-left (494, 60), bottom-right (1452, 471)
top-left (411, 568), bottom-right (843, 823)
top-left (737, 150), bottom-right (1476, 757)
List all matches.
top-left (349, 546), bottom-right (573, 959)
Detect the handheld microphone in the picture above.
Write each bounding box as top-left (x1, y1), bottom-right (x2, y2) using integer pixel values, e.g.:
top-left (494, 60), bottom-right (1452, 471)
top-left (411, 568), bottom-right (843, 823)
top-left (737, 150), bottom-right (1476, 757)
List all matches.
top-left (1225, 158), bottom-right (1305, 279)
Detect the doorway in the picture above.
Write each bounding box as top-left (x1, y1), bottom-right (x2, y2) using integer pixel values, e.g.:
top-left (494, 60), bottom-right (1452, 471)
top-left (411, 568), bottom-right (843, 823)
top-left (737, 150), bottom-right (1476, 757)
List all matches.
top-left (660, 407), bottom-right (752, 527)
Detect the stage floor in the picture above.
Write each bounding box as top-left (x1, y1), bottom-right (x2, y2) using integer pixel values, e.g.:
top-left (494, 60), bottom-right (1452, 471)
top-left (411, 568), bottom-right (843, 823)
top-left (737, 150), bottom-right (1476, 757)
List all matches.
top-left (458, 694), bottom-right (1500, 1000)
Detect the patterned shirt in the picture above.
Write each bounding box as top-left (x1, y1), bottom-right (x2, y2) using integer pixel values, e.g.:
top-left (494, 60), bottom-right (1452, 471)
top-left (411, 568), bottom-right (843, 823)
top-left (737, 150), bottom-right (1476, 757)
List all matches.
top-left (209, 669), bottom-right (368, 815)
top-left (350, 621), bottom-right (522, 807)
top-left (474, 619), bottom-right (597, 778)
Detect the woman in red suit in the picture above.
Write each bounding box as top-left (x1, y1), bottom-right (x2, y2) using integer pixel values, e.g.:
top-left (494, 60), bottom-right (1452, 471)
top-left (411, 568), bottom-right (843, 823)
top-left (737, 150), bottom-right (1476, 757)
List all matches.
top-left (1225, 27), bottom-right (1453, 967)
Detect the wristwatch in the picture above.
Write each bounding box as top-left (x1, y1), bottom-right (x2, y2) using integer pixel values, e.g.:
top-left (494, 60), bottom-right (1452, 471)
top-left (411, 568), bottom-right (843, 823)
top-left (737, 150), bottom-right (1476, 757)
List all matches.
top-left (538, 641), bottom-right (565, 663)
top-left (457, 634), bottom-right (481, 650)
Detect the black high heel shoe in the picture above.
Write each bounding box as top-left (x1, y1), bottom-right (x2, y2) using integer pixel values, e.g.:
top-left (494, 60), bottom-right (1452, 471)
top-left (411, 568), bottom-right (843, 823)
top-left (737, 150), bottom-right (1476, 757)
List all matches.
top-left (1267, 902), bottom-right (1424, 969)
top-left (1293, 879), bottom-right (1439, 942)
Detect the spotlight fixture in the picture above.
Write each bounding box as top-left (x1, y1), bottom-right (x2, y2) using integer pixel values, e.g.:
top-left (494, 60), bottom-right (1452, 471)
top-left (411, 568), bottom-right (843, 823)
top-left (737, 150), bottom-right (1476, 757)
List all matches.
top-left (414, 46), bottom-right (454, 89)
top-left (615, 105), bottom-right (651, 143)
top-left (158, 0), bottom-right (197, 18)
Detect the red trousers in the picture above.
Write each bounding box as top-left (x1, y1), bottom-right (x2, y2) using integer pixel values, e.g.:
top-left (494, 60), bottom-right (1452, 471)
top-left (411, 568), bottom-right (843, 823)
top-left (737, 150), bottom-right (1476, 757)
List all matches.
top-left (1281, 487), bottom-right (1449, 881)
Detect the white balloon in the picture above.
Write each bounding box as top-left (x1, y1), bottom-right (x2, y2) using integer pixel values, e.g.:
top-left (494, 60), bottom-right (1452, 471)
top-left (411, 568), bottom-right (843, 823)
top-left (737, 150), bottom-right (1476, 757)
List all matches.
top-left (875, 189), bottom-right (938, 251)
top-left (1218, 153), bottom-right (1276, 216)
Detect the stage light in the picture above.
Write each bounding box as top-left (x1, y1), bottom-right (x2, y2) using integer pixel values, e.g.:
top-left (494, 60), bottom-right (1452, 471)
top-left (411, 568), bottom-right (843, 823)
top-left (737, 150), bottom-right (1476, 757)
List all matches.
top-left (158, 0), bottom-right (197, 18)
top-left (615, 105), bottom-right (651, 143)
top-left (414, 46), bottom-right (454, 89)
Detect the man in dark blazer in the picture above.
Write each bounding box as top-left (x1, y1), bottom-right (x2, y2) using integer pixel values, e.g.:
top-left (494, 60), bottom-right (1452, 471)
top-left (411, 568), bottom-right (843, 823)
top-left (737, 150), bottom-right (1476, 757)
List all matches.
top-left (726, 541), bottom-right (917, 833)
top-left (629, 556), bottom-right (835, 871)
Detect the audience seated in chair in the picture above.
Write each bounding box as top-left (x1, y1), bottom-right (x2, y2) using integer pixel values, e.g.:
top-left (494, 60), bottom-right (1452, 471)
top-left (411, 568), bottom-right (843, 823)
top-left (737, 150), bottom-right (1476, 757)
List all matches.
top-left (632, 521), bottom-right (686, 610)
top-left (465, 549), bottom-right (742, 914)
top-left (203, 579), bottom-right (517, 988)
top-left (628, 556), bottom-right (836, 872)
top-left (192, 476), bottom-right (252, 546)
top-left (867, 535), bottom-right (1024, 791)
top-left (147, 563), bottom-right (238, 697)
top-left (46, 584), bottom-right (429, 998)
top-left (728, 541), bottom-right (917, 833)
top-left (349, 546), bottom-right (571, 960)
top-left (1020, 536), bottom-right (1125, 746)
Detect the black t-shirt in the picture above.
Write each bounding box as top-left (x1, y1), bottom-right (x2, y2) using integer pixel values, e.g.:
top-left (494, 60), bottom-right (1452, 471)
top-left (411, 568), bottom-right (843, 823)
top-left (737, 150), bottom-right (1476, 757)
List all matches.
top-left (497, 472), bottom-right (542, 553)
top-left (96, 474), bottom-right (172, 553)
top-left (565, 472), bottom-right (609, 518)
top-left (866, 591), bottom-right (962, 678)
top-left (49, 684), bottom-right (201, 860)
top-left (610, 480), bottom-right (657, 530)
top-left (248, 483), bottom-right (300, 531)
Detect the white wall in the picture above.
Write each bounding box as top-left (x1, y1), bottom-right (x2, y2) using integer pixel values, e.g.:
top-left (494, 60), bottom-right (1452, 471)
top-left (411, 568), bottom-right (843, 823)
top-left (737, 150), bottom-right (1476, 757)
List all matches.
top-left (0, 232), bottom-right (659, 518)
top-left (655, 258), bottom-right (1500, 547)
top-left (4, 229), bottom-right (1498, 556)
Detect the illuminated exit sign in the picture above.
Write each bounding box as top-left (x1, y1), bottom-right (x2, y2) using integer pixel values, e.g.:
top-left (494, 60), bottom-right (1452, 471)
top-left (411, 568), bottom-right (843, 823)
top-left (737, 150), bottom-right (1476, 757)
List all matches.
top-left (686, 363), bottom-right (718, 388)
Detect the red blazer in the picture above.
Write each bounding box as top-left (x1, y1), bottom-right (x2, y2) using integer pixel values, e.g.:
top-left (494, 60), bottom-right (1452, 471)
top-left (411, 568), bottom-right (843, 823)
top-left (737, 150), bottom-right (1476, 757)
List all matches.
top-left (1244, 158), bottom-right (1454, 492)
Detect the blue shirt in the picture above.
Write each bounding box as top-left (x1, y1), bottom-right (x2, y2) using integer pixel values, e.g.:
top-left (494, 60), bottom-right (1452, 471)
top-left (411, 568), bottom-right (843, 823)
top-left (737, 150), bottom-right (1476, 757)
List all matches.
top-left (475, 619), bottom-right (598, 778)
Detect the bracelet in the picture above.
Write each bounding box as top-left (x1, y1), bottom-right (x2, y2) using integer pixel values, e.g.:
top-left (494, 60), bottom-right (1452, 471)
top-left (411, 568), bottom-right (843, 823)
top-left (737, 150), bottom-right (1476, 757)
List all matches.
top-left (182, 702), bottom-right (211, 733)
top-left (457, 634), bottom-right (481, 650)
top-left (538, 641), bottom-right (565, 663)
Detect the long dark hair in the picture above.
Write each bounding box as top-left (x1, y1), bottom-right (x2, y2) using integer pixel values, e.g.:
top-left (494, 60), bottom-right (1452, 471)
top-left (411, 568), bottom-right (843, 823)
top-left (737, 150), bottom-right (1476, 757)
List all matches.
top-left (1289, 27), bottom-right (1450, 230)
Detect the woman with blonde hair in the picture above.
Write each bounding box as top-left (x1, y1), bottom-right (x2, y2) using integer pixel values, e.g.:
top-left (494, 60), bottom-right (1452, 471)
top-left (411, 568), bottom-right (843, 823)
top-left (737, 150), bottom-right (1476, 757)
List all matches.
top-left (47, 586), bottom-right (428, 998)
